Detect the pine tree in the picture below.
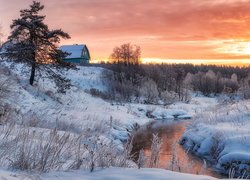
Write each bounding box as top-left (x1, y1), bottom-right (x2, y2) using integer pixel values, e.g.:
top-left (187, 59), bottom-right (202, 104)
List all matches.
top-left (4, 1), bottom-right (71, 92)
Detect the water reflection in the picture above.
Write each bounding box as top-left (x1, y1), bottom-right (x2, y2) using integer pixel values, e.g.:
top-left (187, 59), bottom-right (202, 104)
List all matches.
top-left (132, 121), bottom-right (223, 178)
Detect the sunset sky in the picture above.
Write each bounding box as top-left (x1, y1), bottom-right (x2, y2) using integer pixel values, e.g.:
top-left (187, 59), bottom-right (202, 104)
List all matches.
top-left (0, 0), bottom-right (250, 65)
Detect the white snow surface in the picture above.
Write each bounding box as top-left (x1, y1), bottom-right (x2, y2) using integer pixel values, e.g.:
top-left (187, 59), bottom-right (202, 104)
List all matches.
top-left (0, 61), bottom-right (228, 179)
top-left (0, 61), bottom-right (219, 140)
top-left (0, 168), bottom-right (217, 180)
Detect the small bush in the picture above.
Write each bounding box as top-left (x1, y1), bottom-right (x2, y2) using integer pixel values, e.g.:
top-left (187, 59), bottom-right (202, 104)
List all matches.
top-left (87, 88), bottom-right (110, 100)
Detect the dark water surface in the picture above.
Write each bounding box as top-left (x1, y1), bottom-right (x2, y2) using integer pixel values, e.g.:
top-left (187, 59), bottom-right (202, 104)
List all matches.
top-left (132, 120), bottom-right (224, 178)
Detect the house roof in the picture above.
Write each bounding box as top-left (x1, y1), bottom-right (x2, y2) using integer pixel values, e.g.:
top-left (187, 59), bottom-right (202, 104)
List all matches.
top-left (60, 44), bottom-right (86, 59)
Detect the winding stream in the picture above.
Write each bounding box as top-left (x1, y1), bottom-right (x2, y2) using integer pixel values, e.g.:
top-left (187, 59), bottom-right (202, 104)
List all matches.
top-left (132, 120), bottom-right (223, 178)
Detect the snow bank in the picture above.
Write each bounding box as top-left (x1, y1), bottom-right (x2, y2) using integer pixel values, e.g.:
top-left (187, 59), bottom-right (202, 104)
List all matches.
top-left (151, 109), bottom-right (187, 119)
top-left (218, 152), bottom-right (250, 174)
top-left (147, 96), bottom-right (217, 120)
top-left (180, 100), bottom-right (250, 176)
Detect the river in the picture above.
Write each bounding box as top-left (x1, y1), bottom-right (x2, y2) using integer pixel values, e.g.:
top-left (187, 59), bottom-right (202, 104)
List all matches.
top-left (131, 120), bottom-right (224, 178)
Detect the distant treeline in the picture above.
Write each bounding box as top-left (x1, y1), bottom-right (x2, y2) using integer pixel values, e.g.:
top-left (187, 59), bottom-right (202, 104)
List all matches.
top-left (95, 63), bottom-right (250, 103)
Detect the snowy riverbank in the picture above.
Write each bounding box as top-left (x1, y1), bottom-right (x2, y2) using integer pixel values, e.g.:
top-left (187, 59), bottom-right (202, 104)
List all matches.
top-left (180, 100), bottom-right (250, 177)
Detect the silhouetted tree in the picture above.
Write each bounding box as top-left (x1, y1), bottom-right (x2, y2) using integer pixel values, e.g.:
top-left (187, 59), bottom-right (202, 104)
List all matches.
top-left (110, 43), bottom-right (141, 65)
top-left (4, 1), bottom-right (71, 92)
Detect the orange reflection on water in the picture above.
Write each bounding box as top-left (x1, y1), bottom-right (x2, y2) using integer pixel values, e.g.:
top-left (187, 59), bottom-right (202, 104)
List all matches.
top-left (132, 121), bottom-right (222, 178)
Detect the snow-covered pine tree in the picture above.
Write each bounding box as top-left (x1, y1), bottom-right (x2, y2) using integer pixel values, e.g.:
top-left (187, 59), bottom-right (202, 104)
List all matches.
top-left (4, 1), bottom-right (71, 92)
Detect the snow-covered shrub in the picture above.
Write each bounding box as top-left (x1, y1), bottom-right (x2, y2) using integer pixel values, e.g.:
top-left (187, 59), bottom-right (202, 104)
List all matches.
top-left (0, 125), bottom-right (73, 172)
top-left (86, 88), bottom-right (110, 100)
top-left (238, 74), bottom-right (250, 99)
top-left (0, 78), bottom-right (11, 102)
top-left (189, 70), bottom-right (242, 96)
top-left (139, 78), bottom-right (158, 104)
top-left (149, 133), bottom-right (162, 168)
top-left (76, 135), bottom-right (136, 172)
top-left (0, 67), bottom-right (13, 100)
top-left (160, 91), bottom-right (178, 105)
top-left (20, 112), bottom-right (82, 134)
top-left (0, 121), bottom-right (136, 173)
top-left (0, 70), bottom-right (15, 124)
top-left (102, 68), bottom-right (139, 102)
top-left (137, 149), bottom-right (146, 169)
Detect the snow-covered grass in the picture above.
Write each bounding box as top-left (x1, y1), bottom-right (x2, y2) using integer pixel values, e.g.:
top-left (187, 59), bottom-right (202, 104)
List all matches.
top-left (0, 61), bottom-right (234, 179)
top-left (181, 100), bottom-right (250, 177)
top-left (0, 61), bottom-right (219, 141)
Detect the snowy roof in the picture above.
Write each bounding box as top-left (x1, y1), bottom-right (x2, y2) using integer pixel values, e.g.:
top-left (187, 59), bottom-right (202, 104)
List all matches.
top-left (60, 44), bottom-right (86, 59)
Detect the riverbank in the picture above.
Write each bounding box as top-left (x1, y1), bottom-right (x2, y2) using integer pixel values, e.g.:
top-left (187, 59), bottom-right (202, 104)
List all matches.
top-left (180, 100), bottom-right (250, 178)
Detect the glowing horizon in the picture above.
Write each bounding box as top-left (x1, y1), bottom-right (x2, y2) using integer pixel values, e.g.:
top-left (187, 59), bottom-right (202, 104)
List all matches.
top-left (91, 58), bottom-right (250, 67)
top-left (141, 58), bottom-right (250, 66)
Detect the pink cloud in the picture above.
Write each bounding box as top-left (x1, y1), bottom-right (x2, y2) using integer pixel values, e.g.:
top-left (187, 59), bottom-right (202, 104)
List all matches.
top-left (1, 0), bottom-right (250, 60)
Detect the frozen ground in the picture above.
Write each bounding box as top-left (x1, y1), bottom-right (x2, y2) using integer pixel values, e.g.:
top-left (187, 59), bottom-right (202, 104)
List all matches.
top-left (0, 61), bottom-right (219, 142)
top-left (1, 61), bottom-right (245, 179)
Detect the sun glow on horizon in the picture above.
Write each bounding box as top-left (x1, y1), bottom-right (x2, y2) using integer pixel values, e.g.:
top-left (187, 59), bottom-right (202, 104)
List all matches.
top-left (141, 58), bottom-right (250, 66)
top-left (91, 58), bottom-right (250, 67)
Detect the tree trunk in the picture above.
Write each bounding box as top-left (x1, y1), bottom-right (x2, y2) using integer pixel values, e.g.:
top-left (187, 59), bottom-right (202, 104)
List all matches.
top-left (29, 62), bottom-right (36, 85)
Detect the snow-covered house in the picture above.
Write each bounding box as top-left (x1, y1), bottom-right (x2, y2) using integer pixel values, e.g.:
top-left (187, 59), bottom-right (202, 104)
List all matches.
top-left (60, 44), bottom-right (90, 64)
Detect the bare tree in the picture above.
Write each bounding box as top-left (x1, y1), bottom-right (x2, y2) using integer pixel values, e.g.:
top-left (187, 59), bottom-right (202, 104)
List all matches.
top-left (110, 43), bottom-right (141, 65)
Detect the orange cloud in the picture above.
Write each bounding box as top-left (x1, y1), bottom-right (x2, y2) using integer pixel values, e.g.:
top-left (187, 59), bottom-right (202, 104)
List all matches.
top-left (1, 0), bottom-right (250, 64)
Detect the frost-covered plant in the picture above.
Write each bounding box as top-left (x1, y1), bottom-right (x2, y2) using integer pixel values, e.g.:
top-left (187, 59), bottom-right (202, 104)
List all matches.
top-left (169, 142), bottom-right (181, 172)
top-left (0, 121), bottom-right (136, 173)
top-left (160, 90), bottom-right (178, 105)
top-left (0, 126), bottom-right (73, 172)
top-left (137, 149), bottom-right (146, 169)
top-left (0, 78), bottom-right (12, 102)
top-left (149, 133), bottom-right (162, 168)
top-left (0, 73), bottom-right (15, 124)
top-left (139, 78), bottom-right (159, 104)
